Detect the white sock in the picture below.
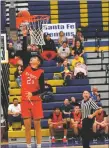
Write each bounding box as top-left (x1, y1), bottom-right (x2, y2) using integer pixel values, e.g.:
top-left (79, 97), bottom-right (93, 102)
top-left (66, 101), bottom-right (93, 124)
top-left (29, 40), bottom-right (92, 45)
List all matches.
top-left (37, 144), bottom-right (41, 148)
top-left (52, 136), bottom-right (55, 139)
top-left (27, 144), bottom-right (31, 148)
top-left (64, 136), bottom-right (66, 138)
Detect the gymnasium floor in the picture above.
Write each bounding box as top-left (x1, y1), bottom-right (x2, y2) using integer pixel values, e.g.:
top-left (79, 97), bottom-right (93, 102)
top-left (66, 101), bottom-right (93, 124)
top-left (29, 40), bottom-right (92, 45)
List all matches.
top-left (1, 143), bottom-right (109, 148)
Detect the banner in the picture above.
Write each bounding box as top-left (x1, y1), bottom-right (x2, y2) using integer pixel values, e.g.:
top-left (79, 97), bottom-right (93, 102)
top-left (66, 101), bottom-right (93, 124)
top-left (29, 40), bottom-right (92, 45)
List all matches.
top-left (42, 23), bottom-right (76, 40)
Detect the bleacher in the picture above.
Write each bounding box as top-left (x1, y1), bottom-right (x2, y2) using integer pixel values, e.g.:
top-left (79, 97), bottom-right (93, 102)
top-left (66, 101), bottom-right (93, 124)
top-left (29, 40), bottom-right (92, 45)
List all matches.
top-left (28, 0), bottom-right (109, 38)
top-left (4, 0), bottom-right (109, 38)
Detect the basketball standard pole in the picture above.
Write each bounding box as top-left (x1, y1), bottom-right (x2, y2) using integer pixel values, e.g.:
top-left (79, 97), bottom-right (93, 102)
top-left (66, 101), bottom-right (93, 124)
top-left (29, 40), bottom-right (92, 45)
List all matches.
top-left (9, 0), bottom-right (17, 41)
top-left (9, 0), bottom-right (16, 30)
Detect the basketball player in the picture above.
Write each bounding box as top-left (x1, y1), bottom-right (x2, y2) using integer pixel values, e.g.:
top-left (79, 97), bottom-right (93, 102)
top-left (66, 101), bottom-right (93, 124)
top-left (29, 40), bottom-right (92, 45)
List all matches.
top-left (93, 107), bottom-right (108, 140)
top-left (70, 103), bottom-right (82, 139)
top-left (21, 53), bottom-right (44, 148)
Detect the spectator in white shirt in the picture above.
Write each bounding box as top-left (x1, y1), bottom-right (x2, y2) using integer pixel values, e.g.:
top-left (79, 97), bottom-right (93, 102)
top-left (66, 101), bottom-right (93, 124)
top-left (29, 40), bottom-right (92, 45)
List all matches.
top-left (57, 42), bottom-right (71, 65)
top-left (8, 98), bottom-right (25, 131)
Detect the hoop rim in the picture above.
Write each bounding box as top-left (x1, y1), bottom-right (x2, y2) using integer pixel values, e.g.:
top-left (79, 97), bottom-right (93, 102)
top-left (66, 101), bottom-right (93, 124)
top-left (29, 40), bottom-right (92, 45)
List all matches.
top-left (16, 15), bottom-right (50, 29)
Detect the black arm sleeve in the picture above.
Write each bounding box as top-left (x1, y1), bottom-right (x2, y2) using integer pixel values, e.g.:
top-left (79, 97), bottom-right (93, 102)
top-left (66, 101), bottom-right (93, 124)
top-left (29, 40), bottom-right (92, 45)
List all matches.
top-left (22, 36), bottom-right (28, 51)
top-left (32, 72), bottom-right (44, 96)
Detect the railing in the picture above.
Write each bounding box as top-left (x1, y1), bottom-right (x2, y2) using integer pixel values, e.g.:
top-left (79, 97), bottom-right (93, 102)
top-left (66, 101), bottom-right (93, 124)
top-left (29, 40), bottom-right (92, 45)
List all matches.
top-left (105, 64), bottom-right (109, 84)
top-left (94, 28), bottom-right (104, 70)
top-left (95, 28), bottom-right (101, 58)
top-left (101, 50), bottom-right (104, 70)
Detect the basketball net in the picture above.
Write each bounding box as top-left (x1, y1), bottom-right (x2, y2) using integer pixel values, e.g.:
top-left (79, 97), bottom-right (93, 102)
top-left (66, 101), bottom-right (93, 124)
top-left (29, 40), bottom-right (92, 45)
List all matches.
top-left (29, 17), bottom-right (48, 45)
top-left (17, 15), bottom-right (49, 46)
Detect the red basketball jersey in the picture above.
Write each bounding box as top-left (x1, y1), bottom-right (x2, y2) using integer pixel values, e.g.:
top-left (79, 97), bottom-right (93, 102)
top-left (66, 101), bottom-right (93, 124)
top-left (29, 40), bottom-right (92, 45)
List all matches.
top-left (21, 66), bottom-right (44, 101)
top-left (96, 111), bottom-right (104, 122)
top-left (72, 112), bottom-right (82, 122)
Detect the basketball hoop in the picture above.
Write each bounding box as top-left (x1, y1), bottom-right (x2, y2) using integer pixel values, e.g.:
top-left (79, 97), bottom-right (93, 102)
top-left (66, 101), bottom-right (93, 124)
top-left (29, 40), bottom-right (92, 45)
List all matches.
top-left (16, 11), bottom-right (50, 45)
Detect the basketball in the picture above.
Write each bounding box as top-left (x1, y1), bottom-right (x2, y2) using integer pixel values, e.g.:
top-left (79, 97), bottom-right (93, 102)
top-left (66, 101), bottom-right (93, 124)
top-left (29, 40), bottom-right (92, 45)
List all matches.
top-left (17, 10), bottom-right (30, 17)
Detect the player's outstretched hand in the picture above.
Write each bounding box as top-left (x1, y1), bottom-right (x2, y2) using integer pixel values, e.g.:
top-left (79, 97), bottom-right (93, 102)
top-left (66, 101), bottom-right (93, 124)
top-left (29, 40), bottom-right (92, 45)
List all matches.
top-left (26, 91), bottom-right (32, 99)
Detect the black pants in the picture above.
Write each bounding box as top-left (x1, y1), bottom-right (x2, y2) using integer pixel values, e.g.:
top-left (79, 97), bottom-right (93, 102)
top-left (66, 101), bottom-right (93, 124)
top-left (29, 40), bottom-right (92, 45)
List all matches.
top-left (81, 118), bottom-right (94, 148)
top-left (8, 114), bottom-right (24, 126)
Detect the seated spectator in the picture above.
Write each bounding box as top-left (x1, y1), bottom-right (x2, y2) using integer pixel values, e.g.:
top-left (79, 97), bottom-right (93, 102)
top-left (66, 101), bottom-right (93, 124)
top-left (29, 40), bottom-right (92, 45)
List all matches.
top-left (14, 65), bottom-right (23, 87)
top-left (13, 37), bottom-right (22, 51)
top-left (60, 59), bottom-right (70, 69)
top-left (90, 86), bottom-right (102, 106)
top-left (31, 44), bottom-right (40, 53)
top-left (74, 62), bottom-right (87, 79)
top-left (8, 42), bottom-right (16, 59)
top-left (72, 54), bottom-right (84, 69)
top-left (42, 80), bottom-right (53, 102)
top-left (41, 34), bottom-right (57, 61)
top-left (8, 98), bottom-right (25, 131)
top-left (9, 56), bottom-right (23, 66)
top-left (64, 58), bottom-right (70, 66)
top-left (57, 42), bottom-right (71, 65)
top-left (27, 44), bottom-right (41, 56)
top-left (72, 40), bottom-right (87, 64)
top-left (8, 42), bottom-right (22, 66)
top-left (58, 31), bottom-right (69, 47)
top-left (16, 40), bottom-right (22, 51)
top-left (61, 99), bottom-right (72, 123)
top-left (70, 97), bottom-right (79, 108)
top-left (61, 66), bottom-right (73, 85)
top-left (48, 107), bottom-right (68, 143)
top-left (60, 60), bottom-right (73, 85)
top-left (93, 107), bottom-right (108, 141)
top-left (72, 29), bottom-right (84, 48)
top-left (70, 103), bottom-right (82, 140)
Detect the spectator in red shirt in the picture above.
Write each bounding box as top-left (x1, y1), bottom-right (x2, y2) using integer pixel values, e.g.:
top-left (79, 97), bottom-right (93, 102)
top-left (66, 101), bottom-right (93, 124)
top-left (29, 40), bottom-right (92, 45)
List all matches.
top-left (70, 103), bottom-right (82, 139)
top-left (48, 107), bottom-right (68, 143)
top-left (93, 107), bottom-right (108, 140)
top-left (8, 42), bottom-right (22, 66)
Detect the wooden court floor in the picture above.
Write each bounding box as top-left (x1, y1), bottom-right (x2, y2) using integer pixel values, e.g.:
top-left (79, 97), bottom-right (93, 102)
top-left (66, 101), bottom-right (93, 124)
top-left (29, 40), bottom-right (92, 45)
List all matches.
top-left (56, 146), bottom-right (109, 148)
top-left (1, 144), bottom-right (109, 148)
top-left (71, 145), bottom-right (109, 148)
